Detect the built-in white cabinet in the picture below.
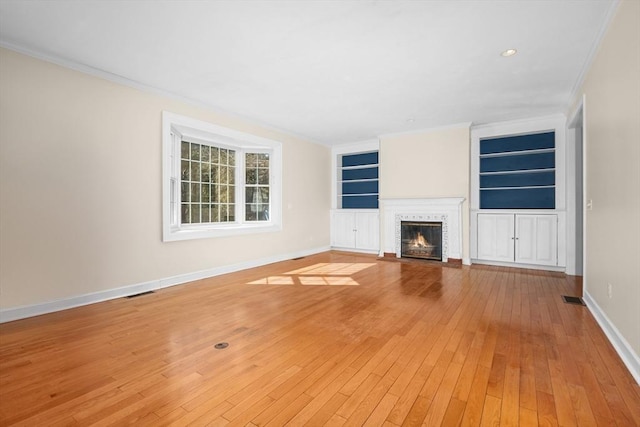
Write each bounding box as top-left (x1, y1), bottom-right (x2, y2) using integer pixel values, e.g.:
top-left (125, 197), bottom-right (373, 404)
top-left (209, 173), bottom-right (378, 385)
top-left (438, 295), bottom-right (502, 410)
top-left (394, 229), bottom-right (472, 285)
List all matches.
top-left (477, 213), bottom-right (558, 266)
top-left (330, 209), bottom-right (379, 253)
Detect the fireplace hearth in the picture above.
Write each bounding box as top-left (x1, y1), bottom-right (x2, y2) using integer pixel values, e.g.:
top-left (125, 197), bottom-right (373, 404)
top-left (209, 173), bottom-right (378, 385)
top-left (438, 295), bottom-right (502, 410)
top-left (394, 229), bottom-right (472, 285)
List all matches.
top-left (400, 221), bottom-right (443, 261)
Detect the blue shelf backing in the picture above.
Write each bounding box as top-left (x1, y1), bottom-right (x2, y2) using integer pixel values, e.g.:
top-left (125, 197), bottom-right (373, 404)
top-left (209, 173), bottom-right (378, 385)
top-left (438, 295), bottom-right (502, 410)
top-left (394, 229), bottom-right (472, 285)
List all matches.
top-left (341, 151), bottom-right (379, 209)
top-left (480, 171), bottom-right (555, 188)
top-left (481, 188), bottom-right (555, 209)
top-left (343, 195), bottom-right (379, 209)
top-left (480, 132), bottom-right (555, 154)
top-left (480, 132), bottom-right (555, 209)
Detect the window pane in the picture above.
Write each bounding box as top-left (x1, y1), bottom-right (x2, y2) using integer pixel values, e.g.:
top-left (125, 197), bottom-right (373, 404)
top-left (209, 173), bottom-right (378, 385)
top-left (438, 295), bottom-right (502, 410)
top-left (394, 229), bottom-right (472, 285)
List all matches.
top-left (211, 165), bottom-right (218, 183)
top-left (245, 206), bottom-right (256, 221)
top-left (220, 186), bottom-right (228, 203)
top-left (181, 204), bottom-right (190, 223)
top-left (220, 148), bottom-right (228, 165)
top-left (211, 147), bottom-right (219, 164)
top-left (228, 204), bottom-right (235, 221)
top-left (201, 184), bottom-right (210, 203)
top-left (201, 145), bottom-right (210, 163)
top-left (257, 153), bottom-right (269, 168)
top-left (220, 166), bottom-right (228, 184)
top-left (229, 166), bottom-right (236, 184)
top-left (201, 163), bottom-right (210, 182)
top-left (246, 168), bottom-right (257, 184)
top-left (260, 187), bottom-right (269, 202)
top-left (181, 141), bottom-right (190, 159)
top-left (228, 150), bottom-right (235, 166)
top-left (246, 187), bottom-right (255, 204)
top-left (220, 204), bottom-right (228, 222)
top-left (246, 153), bottom-right (257, 167)
top-left (191, 204), bottom-right (200, 223)
top-left (181, 182), bottom-right (189, 202)
top-left (201, 204), bottom-right (210, 223)
top-left (211, 204), bottom-right (219, 222)
top-left (211, 184), bottom-right (218, 202)
top-left (191, 183), bottom-right (200, 202)
top-left (258, 204), bottom-right (269, 220)
top-left (258, 168), bottom-right (269, 184)
top-left (190, 162), bottom-right (200, 182)
top-left (181, 160), bottom-right (190, 180)
top-left (191, 143), bottom-right (200, 161)
top-left (229, 185), bottom-right (235, 203)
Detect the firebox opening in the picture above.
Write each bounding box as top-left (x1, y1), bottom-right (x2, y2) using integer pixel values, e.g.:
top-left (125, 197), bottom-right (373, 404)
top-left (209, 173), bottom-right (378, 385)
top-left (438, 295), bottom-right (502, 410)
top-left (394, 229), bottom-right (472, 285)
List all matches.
top-left (400, 221), bottom-right (443, 261)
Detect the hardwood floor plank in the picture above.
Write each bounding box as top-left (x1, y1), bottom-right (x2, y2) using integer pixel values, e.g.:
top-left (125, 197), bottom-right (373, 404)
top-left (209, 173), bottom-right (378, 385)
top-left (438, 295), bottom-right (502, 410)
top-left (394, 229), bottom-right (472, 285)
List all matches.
top-left (1, 252), bottom-right (638, 426)
top-left (480, 394), bottom-right (501, 427)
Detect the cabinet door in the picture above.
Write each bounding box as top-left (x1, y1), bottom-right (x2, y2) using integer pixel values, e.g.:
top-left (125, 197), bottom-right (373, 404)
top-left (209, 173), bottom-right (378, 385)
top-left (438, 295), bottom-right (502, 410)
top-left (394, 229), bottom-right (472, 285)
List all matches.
top-left (330, 211), bottom-right (356, 248)
top-left (515, 214), bottom-right (557, 265)
top-left (355, 211), bottom-right (379, 251)
top-left (477, 214), bottom-right (515, 262)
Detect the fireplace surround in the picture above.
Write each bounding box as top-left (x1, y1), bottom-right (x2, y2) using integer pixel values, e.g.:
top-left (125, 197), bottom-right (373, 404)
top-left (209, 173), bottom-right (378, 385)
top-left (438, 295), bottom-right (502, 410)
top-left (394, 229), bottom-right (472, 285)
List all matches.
top-left (379, 197), bottom-right (465, 263)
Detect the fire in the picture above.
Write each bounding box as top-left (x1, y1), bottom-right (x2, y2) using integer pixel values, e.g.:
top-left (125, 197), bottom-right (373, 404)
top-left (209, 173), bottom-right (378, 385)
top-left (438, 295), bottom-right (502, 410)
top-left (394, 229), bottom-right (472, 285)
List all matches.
top-left (410, 232), bottom-right (430, 248)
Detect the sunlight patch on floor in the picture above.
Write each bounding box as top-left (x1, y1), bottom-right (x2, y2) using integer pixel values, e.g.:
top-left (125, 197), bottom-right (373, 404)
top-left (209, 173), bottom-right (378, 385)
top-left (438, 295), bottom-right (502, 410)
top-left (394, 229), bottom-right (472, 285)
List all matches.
top-left (285, 263), bottom-right (376, 275)
top-left (247, 276), bottom-right (295, 285)
top-left (249, 262), bottom-right (376, 286)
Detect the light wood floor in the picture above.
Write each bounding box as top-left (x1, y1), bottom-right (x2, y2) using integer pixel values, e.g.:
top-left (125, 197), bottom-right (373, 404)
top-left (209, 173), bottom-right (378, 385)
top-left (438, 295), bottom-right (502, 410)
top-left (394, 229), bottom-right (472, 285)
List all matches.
top-left (1, 251), bottom-right (639, 426)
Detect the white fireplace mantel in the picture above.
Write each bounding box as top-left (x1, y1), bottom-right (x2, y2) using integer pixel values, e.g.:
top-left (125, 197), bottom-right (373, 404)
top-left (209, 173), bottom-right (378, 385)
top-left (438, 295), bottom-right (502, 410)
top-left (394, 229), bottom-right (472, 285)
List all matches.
top-left (379, 198), bottom-right (465, 260)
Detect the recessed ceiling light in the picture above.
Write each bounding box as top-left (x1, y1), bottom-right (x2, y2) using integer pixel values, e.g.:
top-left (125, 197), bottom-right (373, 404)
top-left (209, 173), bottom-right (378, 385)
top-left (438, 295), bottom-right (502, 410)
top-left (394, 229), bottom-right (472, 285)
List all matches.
top-left (406, 118), bottom-right (415, 123)
top-left (501, 49), bottom-right (518, 57)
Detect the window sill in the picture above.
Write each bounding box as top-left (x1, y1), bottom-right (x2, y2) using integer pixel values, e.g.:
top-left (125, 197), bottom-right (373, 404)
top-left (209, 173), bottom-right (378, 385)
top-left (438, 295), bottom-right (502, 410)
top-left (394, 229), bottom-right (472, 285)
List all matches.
top-left (163, 222), bottom-right (282, 242)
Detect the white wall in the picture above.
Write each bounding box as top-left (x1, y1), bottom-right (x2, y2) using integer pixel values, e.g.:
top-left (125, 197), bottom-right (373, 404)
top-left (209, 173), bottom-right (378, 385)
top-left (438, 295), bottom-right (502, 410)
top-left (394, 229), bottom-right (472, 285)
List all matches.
top-left (379, 125), bottom-right (470, 261)
top-left (0, 48), bottom-right (331, 313)
top-left (571, 0), bottom-right (640, 380)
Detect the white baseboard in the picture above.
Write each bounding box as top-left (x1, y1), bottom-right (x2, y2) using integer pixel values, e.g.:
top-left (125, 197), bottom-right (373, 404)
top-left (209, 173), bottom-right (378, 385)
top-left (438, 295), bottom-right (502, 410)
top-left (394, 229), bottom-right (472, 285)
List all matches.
top-left (0, 246), bottom-right (330, 323)
top-left (583, 291), bottom-right (640, 385)
top-left (470, 259), bottom-right (566, 272)
top-left (330, 246), bottom-right (379, 255)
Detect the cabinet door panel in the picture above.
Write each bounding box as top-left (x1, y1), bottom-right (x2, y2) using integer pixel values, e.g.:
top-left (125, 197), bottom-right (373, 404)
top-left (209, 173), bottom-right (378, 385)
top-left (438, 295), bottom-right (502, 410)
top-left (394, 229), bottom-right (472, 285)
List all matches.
top-left (534, 215), bottom-right (558, 265)
top-left (330, 212), bottom-right (356, 248)
top-left (515, 214), bottom-right (557, 265)
top-left (355, 212), bottom-right (379, 251)
top-left (515, 215), bottom-right (536, 263)
top-left (477, 214), bottom-right (514, 262)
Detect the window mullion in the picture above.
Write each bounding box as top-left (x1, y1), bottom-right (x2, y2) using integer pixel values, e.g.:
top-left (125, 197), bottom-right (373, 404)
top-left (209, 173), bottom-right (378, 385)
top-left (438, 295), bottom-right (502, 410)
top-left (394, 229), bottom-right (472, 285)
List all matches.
top-left (237, 149), bottom-right (245, 225)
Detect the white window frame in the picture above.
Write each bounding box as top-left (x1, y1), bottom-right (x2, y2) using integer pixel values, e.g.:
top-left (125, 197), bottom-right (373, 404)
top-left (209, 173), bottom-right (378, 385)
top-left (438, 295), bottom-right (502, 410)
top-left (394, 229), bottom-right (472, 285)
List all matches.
top-left (162, 111), bottom-right (282, 242)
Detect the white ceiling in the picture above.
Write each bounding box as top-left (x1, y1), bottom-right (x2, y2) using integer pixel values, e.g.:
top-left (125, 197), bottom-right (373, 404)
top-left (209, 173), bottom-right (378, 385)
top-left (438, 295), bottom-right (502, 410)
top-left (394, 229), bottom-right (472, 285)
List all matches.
top-left (0, 0), bottom-right (616, 145)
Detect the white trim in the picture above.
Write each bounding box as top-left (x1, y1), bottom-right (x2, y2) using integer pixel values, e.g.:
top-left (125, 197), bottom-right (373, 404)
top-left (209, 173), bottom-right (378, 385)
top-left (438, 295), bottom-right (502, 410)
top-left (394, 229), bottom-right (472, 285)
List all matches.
top-left (162, 111), bottom-right (283, 241)
top-left (379, 197), bottom-right (464, 259)
top-left (583, 292), bottom-right (640, 385)
top-left (331, 139), bottom-right (380, 210)
top-left (565, 96), bottom-right (586, 276)
top-left (0, 246), bottom-right (330, 324)
top-left (470, 259), bottom-right (565, 272)
top-left (470, 115), bottom-right (567, 269)
top-left (567, 0), bottom-right (620, 106)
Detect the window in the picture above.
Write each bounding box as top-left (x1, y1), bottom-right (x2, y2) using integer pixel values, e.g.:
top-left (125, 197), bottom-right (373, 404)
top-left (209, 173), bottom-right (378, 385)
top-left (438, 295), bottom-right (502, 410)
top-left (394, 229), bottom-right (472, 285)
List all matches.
top-left (163, 112), bottom-right (282, 241)
top-left (479, 131), bottom-right (555, 209)
top-left (340, 151), bottom-right (379, 209)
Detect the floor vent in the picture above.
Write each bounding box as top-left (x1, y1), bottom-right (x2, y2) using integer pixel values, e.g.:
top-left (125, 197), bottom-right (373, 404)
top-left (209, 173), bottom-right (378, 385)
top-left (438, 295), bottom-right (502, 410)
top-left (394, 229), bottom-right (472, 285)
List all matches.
top-left (126, 291), bottom-right (155, 299)
top-left (562, 295), bottom-right (585, 305)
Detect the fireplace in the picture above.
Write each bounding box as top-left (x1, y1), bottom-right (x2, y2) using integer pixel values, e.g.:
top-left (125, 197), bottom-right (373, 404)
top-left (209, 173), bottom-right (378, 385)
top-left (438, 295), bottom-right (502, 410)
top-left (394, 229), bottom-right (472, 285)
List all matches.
top-left (383, 198), bottom-right (464, 263)
top-left (400, 221), bottom-right (443, 261)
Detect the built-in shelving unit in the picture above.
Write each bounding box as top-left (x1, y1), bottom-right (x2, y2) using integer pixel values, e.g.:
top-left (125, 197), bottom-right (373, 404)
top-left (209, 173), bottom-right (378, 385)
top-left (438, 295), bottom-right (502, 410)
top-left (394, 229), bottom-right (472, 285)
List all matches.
top-left (479, 131), bottom-right (556, 209)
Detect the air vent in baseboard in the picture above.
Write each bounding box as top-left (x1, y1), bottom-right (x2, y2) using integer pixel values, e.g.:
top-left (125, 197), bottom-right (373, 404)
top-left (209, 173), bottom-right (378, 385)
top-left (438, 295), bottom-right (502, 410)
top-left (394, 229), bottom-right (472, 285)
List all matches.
top-left (126, 291), bottom-right (155, 299)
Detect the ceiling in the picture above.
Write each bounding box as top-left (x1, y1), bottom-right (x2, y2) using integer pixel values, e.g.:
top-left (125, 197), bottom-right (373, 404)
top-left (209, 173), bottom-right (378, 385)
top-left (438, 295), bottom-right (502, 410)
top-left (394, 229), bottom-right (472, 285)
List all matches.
top-left (0, 0), bottom-right (616, 145)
